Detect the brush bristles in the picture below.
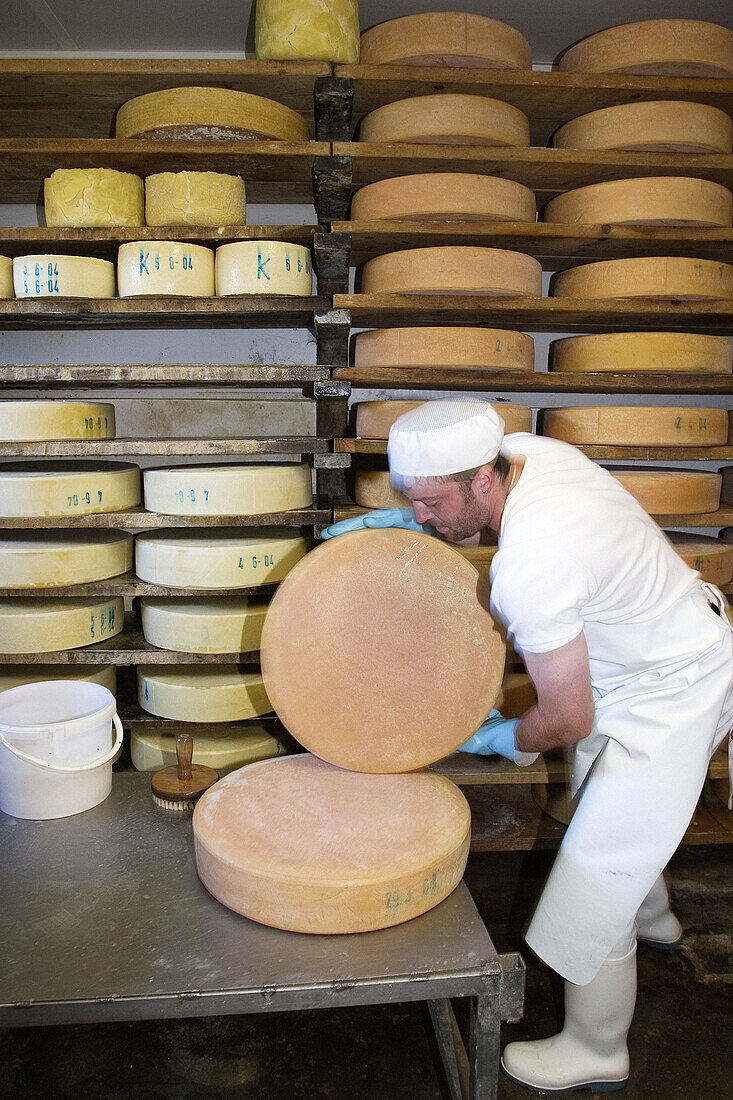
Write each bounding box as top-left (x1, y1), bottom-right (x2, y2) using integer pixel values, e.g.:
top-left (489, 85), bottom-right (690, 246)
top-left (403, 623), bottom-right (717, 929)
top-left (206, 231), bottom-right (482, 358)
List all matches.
top-left (153, 794), bottom-right (196, 811)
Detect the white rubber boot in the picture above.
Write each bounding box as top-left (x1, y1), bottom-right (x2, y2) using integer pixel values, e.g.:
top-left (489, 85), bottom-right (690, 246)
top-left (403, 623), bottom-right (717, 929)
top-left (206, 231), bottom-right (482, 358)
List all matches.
top-left (635, 873), bottom-right (683, 949)
top-left (501, 946), bottom-right (637, 1094)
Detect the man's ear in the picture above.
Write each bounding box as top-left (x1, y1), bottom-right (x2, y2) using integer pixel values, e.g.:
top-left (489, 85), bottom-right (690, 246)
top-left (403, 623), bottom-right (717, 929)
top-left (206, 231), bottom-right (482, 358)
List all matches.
top-left (473, 465), bottom-right (494, 495)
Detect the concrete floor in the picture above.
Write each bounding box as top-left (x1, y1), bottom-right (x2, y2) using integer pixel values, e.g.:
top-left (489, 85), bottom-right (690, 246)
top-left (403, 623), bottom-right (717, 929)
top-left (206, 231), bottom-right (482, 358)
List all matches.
top-left (2, 844), bottom-right (730, 1099)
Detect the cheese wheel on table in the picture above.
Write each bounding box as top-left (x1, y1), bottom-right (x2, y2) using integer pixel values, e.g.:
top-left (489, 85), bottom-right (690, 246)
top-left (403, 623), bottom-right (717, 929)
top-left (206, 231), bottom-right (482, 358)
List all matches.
top-left (134, 528), bottom-right (308, 589)
top-left (215, 242), bottom-right (312, 296)
top-left (44, 168), bottom-right (144, 228)
top-left (141, 597), bottom-right (268, 654)
top-left (255, 0), bottom-right (360, 63)
top-left (543, 178), bottom-right (733, 228)
top-left (0, 256), bottom-right (13, 299)
top-left (0, 597), bottom-right (124, 654)
top-left (666, 532), bottom-right (733, 586)
top-left (542, 406), bottom-right (728, 447)
top-left (558, 20), bottom-right (733, 77)
top-left (132, 721), bottom-right (286, 772)
top-left (0, 461), bottom-right (140, 517)
top-left (552, 257), bottom-right (733, 301)
top-left (360, 12), bottom-right (531, 70)
top-left (145, 171), bottom-right (246, 227)
top-left (362, 247), bottom-right (542, 297)
top-left (356, 400), bottom-right (532, 439)
top-left (117, 241), bottom-right (214, 297)
top-left (143, 463), bottom-right (312, 516)
top-left (0, 664), bottom-right (116, 695)
top-left (0, 531), bottom-right (133, 589)
top-left (610, 469), bottom-right (721, 514)
top-left (0, 401), bottom-right (115, 442)
top-left (354, 470), bottom-right (410, 510)
top-left (359, 94), bottom-right (530, 147)
top-left (116, 87), bottom-right (308, 142)
top-left (13, 255), bottom-right (115, 299)
top-left (351, 173), bottom-right (536, 222)
top-left (551, 333), bottom-right (733, 375)
top-left (354, 327), bottom-right (534, 371)
top-left (552, 101), bottom-right (733, 155)
top-left (138, 665), bottom-right (271, 722)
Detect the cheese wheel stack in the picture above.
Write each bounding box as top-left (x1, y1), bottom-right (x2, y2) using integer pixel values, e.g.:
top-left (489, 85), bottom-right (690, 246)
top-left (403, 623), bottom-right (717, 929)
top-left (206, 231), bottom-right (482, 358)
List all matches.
top-left (553, 102), bottom-right (733, 155)
top-left (552, 258), bottom-right (733, 301)
top-left (666, 533), bottom-right (733, 586)
top-left (0, 531), bottom-right (133, 589)
top-left (116, 87), bottom-right (308, 141)
top-left (356, 400), bottom-right (532, 439)
top-left (0, 597), bottom-right (124, 653)
top-left (551, 333), bottom-right (733, 375)
top-left (362, 247), bottom-right (542, 297)
top-left (117, 241), bottom-right (215, 297)
top-left (141, 597), bottom-right (269, 654)
top-left (360, 13), bottom-right (531, 69)
top-left (215, 242), bottom-right (312, 296)
top-left (138, 665), bottom-right (272, 722)
top-left (0, 664), bottom-right (116, 695)
top-left (355, 470), bottom-right (410, 510)
top-left (131, 722), bottom-right (286, 773)
top-left (359, 94), bottom-right (530, 146)
top-left (145, 172), bottom-right (246, 227)
top-left (256, 0), bottom-right (360, 63)
top-left (610, 469), bottom-right (721, 514)
top-left (351, 173), bottom-right (536, 222)
top-left (544, 178), bottom-right (733, 228)
top-left (0, 401), bottom-right (115, 442)
top-left (354, 328), bottom-right (534, 371)
top-left (0, 461), bottom-right (141, 517)
top-left (44, 169), bottom-right (144, 227)
top-left (0, 256), bottom-right (13, 299)
top-left (13, 255), bottom-right (115, 299)
top-left (558, 20), bottom-right (733, 77)
top-left (143, 464), bottom-right (312, 517)
top-left (542, 406), bottom-right (728, 447)
top-left (134, 528), bottom-right (308, 589)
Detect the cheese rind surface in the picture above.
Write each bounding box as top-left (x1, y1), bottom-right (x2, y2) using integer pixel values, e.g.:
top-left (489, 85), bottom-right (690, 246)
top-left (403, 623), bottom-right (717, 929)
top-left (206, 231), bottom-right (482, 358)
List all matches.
top-left (141, 597), bottom-right (269, 654)
top-left (666, 532), bottom-right (733, 585)
top-left (132, 722), bottom-right (286, 772)
top-left (356, 400), bottom-right (531, 439)
top-left (13, 255), bottom-right (115, 299)
top-left (360, 13), bottom-right (531, 69)
top-left (0, 664), bottom-right (116, 694)
top-left (137, 665), bottom-right (271, 722)
top-left (552, 257), bottom-right (733, 301)
top-left (553, 101), bottom-right (733, 155)
top-left (544, 177), bottom-right (733, 228)
top-left (134, 528), bottom-right (308, 589)
top-left (215, 241), bottom-right (312, 296)
top-left (558, 19), bottom-right (733, 77)
top-left (0, 461), bottom-right (140, 517)
top-left (0, 531), bottom-right (133, 588)
top-left (362, 246), bottom-right (542, 297)
top-left (143, 464), bottom-right (312, 516)
top-left (0, 597), bottom-right (124, 653)
top-left (354, 327), bottom-right (534, 370)
top-left (255, 0), bottom-right (360, 62)
top-left (117, 241), bottom-right (215, 297)
top-left (355, 470), bottom-right (411, 509)
top-left (0, 401), bottom-right (115, 442)
top-left (610, 469), bottom-right (721, 514)
top-left (0, 256), bottom-right (13, 298)
top-left (551, 333), bottom-right (733, 374)
top-left (116, 87), bottom-right (308, 141)
top-left (542, 406), bottom-right (728, 446)
top-left (145, 172), bottom-right (246, 227)
top-left (359, 94), bottom-right (530, 146)
top-left (44, 168), bottom-right (144, 228)
top-left (351, 173), bottom-right (536, 222)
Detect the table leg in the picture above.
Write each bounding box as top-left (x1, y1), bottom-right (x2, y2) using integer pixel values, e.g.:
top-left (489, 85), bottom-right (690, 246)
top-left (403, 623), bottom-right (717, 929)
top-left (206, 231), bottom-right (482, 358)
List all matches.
top-left (468, 993), bottom-right (501, 1100)
top-left (427, 998), bottom-right (468, 1100)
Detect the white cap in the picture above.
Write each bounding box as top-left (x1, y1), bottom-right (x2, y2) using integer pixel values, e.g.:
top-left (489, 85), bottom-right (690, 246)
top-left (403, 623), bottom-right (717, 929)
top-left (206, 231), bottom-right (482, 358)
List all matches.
top-left (388, 400), bottom-right (505, 479)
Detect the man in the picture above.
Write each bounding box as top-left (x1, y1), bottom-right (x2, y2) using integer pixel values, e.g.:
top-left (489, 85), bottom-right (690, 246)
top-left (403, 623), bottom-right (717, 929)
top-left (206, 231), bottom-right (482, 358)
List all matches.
top-left (323, 399), bottom-right (733, 1094)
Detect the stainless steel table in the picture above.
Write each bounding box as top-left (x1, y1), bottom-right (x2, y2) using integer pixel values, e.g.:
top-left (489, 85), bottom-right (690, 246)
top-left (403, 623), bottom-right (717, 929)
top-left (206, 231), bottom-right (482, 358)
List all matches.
top-left (0, 772), bottom-right (524, 1100)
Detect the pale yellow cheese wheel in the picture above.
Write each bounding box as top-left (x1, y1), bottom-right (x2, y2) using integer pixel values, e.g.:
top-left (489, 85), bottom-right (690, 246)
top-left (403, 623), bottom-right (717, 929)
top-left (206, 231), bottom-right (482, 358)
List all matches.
top-left (553, 101), bottom-right (733, 155)
top-left (359, 94), bottom-right (530, 146)
top-left (362, 246), bottom-right (542, 297)
top-left (13, 255), bottom-right (115, 299)
top-left (551, 333), bottom-right (733, 375)
top-left (544, 177), bottom-right (733, 228)
top-left (143, 464), bottom-right (312, 517)
top-left (140, 597), bottom-right (268, 654)
top-left (44, 168), bottom-right (144, 228)
top-left (610, 469), bottom-right (721, 514)
top-left (0, 597), bottom-right (124, 654)
top-left (131, 721), bottom-right (286, 772)
top-left (666, 532), bottom-right (733, 585)
top-left (0, 664), bottom-right (116, 695)
top-left (116, 87), bottom-right (308, 142)
top-left (0, 531), bottom-right (133, 589)
top-left (145, 171), bottom-right (246, 227)
top-left (496, 671), bottom-right (537, 718)
top-left (0, 401), bottom-right (115, 442)
top-left (0, 256), bottom-right (13, 299)
top-left (355, 470), bottom-right (410, 510)
top-left (117, 241), bottom-right (215, 297)
top-left (138, 665), bottom-right (272, 722)
top-left (552, 257), bottom-right (733, 301)
top-left (558, 19), bottom-right (733, 77)
top-left (542, 406), bottom-right (728, 446)
top-left (356, 400), bottom-right (532, 439)
top-left (194, 755), bottom-right (471, 933)
top-left (134, 528), bottom-right (308, 589)
top-left (0, 461), bottom-right (141, 518)
top-left (360, 12), bottom-right (531, 69)
top-left (351, 173), bottom-right (536, 222)
top-left (215, 241), bottom-right (312, 296)
top-left (256, 0), bottom-right (360, 63)
top-left (354, 327), bottom-right (534, 370)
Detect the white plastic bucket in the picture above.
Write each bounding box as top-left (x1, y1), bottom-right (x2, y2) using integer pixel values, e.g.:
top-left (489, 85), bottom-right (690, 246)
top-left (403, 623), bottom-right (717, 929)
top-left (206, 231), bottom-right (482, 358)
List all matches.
top-left (0, 680), bottom-right (123, 820)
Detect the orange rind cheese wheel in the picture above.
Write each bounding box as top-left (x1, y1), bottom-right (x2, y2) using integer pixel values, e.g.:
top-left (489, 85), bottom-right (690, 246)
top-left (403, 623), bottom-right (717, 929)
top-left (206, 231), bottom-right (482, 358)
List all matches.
top-left (610, 469), bottom-right (721, 514)
top-left (354, 327), bottom-right (534, 370)
top-left (558, 20), bottom-right (733, 77)
top-left (543, 177), bottom-right (733, 228)
top-left (359, 93), bottom-right (530, 146)
top-left (116, 87), bottom-right (308, 141)
top-left (666, 532), bottom-right (733, 586)
top-left (541, 405), bottom-right (728, 446)
top-left (362, 246), bottom-right (542, 297)
top-left (351, 172), bottom-right (536, 222)
top-left (360, 13), bottom-right (531, 69)
top-left (553, 101), bottom-right (733, 155)
top-left (552, 257), bottom-right (733, 301)
top-left (551, 333), bottom-right (733, 375)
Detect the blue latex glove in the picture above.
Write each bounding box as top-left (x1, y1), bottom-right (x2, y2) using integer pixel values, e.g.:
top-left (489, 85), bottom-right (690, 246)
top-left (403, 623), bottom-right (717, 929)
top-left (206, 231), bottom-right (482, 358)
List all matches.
top-left (321, 507), bottom-right (431, 540)
top-left (459, 709), bottom-right (538, 767)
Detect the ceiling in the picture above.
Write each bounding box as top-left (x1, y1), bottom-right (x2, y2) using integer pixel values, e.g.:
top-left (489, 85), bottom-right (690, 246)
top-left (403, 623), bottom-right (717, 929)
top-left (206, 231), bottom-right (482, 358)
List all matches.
top-left (4, 1), bottom-right (733, 66)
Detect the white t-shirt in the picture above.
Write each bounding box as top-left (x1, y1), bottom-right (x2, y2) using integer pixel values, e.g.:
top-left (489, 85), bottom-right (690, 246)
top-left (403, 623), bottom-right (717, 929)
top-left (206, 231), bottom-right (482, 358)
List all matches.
top-left (489, 434), bottom-right (698, 659)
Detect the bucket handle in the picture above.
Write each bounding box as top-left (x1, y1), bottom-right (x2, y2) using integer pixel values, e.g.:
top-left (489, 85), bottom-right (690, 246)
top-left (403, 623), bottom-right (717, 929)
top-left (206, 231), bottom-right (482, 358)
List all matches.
top-left (0, 713), bottom-right (123, 773)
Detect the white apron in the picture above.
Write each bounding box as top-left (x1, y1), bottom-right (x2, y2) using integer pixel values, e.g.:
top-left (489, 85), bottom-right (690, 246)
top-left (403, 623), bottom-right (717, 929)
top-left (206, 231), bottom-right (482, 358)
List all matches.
top-left (525, 581), bottom-right (733, 986)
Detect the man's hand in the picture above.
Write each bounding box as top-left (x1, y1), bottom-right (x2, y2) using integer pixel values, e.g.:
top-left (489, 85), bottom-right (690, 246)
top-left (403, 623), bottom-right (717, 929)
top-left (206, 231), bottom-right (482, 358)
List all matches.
top-left (458, 709), bottom-right (539, 766)
top-left (320, 508), bottom-right (431, 540)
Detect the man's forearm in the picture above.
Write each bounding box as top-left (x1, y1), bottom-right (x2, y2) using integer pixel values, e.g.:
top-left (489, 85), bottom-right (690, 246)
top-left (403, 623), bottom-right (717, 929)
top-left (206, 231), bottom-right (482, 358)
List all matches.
top-left (515, 703), bottom-right (592, 753)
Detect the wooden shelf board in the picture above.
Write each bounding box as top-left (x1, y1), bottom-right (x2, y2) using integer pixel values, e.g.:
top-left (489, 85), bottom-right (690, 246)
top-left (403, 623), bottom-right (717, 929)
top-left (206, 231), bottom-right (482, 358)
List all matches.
top-left (0, 571), bottom-right (278, 598)
top-left (0, 295), bottom-right (327, 329)
top-left (0, 363), bottom-right (331, 387)
top-left (0, 436), bottom-right (327, 457)
top-left (122, 702), bottom-right (277, 732)
top-left (0, 507), bottom-right (329, 529)
top-left (336, 438), bottom-right (733, 461)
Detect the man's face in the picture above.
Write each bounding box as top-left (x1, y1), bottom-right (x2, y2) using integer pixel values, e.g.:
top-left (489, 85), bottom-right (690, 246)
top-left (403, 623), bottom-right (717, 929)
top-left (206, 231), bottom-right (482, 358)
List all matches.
top-left (403, 476), bottom-right (486, 542)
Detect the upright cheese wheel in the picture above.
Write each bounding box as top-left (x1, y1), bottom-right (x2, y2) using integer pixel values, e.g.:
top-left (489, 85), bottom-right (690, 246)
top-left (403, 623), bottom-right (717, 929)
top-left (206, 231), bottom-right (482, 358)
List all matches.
top-left (134, 528), bottom-right (308, 589)
top-left (131, 721), bottom-right (286, 772)
top-left (666, 532), bottom-right (733, 585)
top-left (0, 256), bottom-right (13, 299)
top-left (362, 247), bottom-right (542, 297)
top-left (542, 406), bottom-right (728, 447)
top-left (610, 469), bottom-right (721, 514)
top-left (354, 327), bottom-right (534, 371)
top-left (138, 665), bottom-right (271, 722)
top-left (553, 101), bottom-right (733, 155)
top-left (0, 401), bottom-right (115, 442)
top-left (143, 464), bottom-right (312, 516)
top-left (558, 20), bottom-right (733, 77)
top-left (141, 597), bottom-right (268, 654)
top-left (256, 0), bottom-right (360, 63)
top-left (117, 241), bottom-right (215, 297)
top-left (0, 461), bottom-right (140, 517)
top-left (145, 172), bottom-right (246, 227)
top-left (360, 12), bottom-right (531, 69)
top-left (552, 257), bottom-right (733, 301)
top-left (260, 529), bottom-right (505, 772)
top-left (116, 87), bottom-right (308, 142)
top-left (215, 242), bottom-right (312, 296)
top-left (193, 755), bottom-right (471, 934)
top-left (13, 255), bottom-right (115, 299)
top-left (0, 664), bottom-right (116, 695)
top-left (351, 173), bottom-right (536, 222)
top-left (544, 178), bottom-right (733, 228)
top-left (551, 333), bottom-right (733, 375)
top-left (359, 94), bottom-right (530, 147)
top-left (355, 470), bottom-right (410, 510)
top-left (0, 597), bottom-right (124, 654)
top-left (356, 400), bottom-right (532, 439)
top-left (44, 168), bottom-right (144, 228)
top-left (0, 531), bottom-right (133, 589)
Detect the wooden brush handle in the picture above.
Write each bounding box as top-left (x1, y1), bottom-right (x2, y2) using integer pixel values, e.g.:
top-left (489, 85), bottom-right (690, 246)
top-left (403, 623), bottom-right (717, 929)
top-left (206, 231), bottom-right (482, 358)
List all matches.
top-left (176, 735), bottom-right (193, 782)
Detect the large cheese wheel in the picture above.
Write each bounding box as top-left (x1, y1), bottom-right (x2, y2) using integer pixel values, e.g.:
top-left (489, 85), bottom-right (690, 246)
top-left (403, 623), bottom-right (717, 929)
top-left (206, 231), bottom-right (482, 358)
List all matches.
top-left (356, 400), bottom-right (532, 439)
top-left (143, 464), bottom-right (312, 516)
top-left (0, 256), bottom-right (13, 299)
top-left (354, 327), bottom-right (534, 371)
top-left (0, 401), bottom-right (115, 442)
top-left (137, 665), bottom-right (271, 722)
top-left (552, 101), bottom-right (733, 155)
top-left (0, 461), bottom-right (140, 517)
top-left (215, 242), bottom-right (312, 296)
top-left (194, 755), bottom-right (471, 933)
top-left (610, 469), bottom-right (721, 514)
top-left (145, 171), bottom-right (246, 227)
top-left (0, 597), bottom-right (124, 654)
top-left (666, 532), bottom-right (733, 585)
top-left (542, 406), bottom-right (728, 447)
top-left (544, 178), bottom-right (733, 228)
top-left (351, 173), bottom-right (536, 222)
top-left (354, 470), bottom-right (410, 510)
top-left (131, 721), bottom-right (286, 772)
top-left (44, 168), bottom-right (144, 228)
top-left (134, 528), bottom-right (308, 589)
top-left (0, 664), bottom-right (116, 695)
top-left (360, 12), bottom-right (531, 70)
top-left (13, 255), bottom-right (115, 299)
top-left (558, 20), bottom-right (733, 77)
top-left (496, 671), bottom-right (537, 719)
top-left (117, 241), bottom-right (215, 297)
top-left (362, 247), bottom-right (542, 297)
top-left (140, 597), bottom-right (268, 654)
top-left (260, 528), bottom-right (505, 772)
top-left (552, 257), bottom-right (733, 301)
top-left (256, 0), bottom-right (360, 63)
top-left (359, 94), bottom-right (530, 147)
top-left (0, 531), bottom-right (133, 589)
top-left (116, 87), bottom-right (308, 142)
top-left (551, 333), bottom-right (733, 375)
